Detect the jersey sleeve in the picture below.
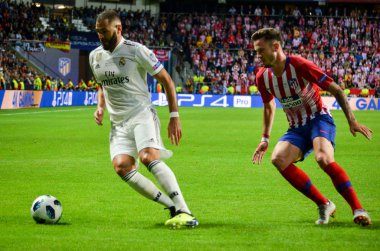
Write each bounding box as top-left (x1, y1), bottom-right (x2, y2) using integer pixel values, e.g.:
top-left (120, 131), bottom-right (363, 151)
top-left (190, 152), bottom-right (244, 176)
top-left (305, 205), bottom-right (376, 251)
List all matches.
top-left (89, 51), bottom-right (94, 73)
top-left (296, 56), bottom-right (333, 90)
top-left (88, 50), bottom-right (98, 82)
top-left (256, 70), bottom-right (273, 103)
top-left (135, 45), bottom-right (164, 76)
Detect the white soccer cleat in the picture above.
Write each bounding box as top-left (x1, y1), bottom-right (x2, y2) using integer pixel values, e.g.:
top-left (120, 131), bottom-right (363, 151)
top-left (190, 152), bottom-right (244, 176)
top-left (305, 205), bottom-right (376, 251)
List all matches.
top-left (316, 200), bottom-right (336, 225)
top-left (353, 209), bottom-right (372, 226)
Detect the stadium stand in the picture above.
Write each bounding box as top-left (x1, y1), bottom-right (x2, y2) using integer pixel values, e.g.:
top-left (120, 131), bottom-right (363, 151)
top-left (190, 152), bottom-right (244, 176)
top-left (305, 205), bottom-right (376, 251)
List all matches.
top-left (0, 1), bottom-right (379, 97)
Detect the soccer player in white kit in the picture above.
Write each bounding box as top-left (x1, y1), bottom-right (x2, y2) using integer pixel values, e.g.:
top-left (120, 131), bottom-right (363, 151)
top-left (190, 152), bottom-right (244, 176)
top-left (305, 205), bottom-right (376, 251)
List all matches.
top-left (89, 10), bottom-right (198, 228)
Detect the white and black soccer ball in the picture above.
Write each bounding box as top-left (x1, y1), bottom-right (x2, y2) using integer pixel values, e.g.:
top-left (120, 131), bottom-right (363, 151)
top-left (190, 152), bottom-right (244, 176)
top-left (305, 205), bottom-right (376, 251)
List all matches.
top-left (30, 195), bottom-right (62, 224)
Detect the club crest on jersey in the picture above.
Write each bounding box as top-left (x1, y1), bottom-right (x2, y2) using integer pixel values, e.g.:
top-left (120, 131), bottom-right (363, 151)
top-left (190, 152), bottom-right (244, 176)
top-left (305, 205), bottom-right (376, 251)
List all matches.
top-left (149, 53), bottom-right (158, 63)
top-left (96, 52), bottom-right (102, 62)
top-left (288, 78), bottom-right (299, 90)
top-left (119, 57), bottom-right (126, 66)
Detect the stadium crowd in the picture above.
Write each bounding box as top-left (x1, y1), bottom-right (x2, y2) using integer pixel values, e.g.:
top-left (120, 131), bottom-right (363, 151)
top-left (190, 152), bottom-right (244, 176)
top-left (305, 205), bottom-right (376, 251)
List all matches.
top-left (163, 6), bottom-right (380, 96)
top-left (0, 0), bottom-right (379, 97)
top-left (0, 43), bottom-right (99, 91)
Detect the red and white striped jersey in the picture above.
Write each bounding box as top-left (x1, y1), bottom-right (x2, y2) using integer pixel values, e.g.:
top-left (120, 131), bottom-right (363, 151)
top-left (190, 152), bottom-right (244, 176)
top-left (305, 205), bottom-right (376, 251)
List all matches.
top-left (257, 56), bottom-right (333, 128)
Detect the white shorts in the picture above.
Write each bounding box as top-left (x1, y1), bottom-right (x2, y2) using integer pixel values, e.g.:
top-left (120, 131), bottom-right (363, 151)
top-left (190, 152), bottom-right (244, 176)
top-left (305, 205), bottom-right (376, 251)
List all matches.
top-left (109, 106), bottom-right (173, 162)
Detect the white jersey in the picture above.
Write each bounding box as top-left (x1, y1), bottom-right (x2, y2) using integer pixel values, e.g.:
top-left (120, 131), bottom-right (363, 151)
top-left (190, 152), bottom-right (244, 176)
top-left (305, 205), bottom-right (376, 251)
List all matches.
top-left (89, 38), bottom-right (163, 124)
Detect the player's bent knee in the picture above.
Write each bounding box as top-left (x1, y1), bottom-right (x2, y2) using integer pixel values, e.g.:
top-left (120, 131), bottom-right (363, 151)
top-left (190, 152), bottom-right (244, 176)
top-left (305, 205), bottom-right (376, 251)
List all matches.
top-left (315, 153), bottom-right (333, 169)
top-left (140, 157), bottom-right (159, 168)
top-left (139, 155), bottom-right (152, 167)
top-left (112, 158), bottom-right (134, 177)
top-left (139, 149), bottom-right (160, 167)
top-left (271, 156), bottom-right (287, 170)
top-left (113, 165), bottom-right (125, 177)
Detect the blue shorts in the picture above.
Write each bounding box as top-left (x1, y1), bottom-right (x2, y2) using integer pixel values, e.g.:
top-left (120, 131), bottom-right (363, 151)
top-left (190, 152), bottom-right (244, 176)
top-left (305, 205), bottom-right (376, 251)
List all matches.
top-left (279, 114), bottom-right (336, 161)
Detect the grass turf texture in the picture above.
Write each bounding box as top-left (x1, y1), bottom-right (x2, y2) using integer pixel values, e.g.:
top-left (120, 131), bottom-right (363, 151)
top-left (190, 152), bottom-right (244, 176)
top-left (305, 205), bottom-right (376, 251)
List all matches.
top-left (0, 106), bottom-right (379, 251)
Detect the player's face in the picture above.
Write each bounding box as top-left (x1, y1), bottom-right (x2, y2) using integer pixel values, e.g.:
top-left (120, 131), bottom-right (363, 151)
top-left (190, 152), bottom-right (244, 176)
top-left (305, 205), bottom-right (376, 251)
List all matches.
top-left (96, 20), bottom-right (120, 51)
top-left (253, 38), bottom-right (276, 67)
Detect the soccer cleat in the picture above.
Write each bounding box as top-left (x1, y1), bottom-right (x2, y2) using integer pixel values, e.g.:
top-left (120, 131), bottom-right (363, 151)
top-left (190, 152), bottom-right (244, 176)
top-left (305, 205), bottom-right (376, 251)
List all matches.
top-left (315, 200), bottom-right (336, 225)
top-left (165, 211), bottom-right (199, 229)
top-left (353, 209), bottom-right (372, 226)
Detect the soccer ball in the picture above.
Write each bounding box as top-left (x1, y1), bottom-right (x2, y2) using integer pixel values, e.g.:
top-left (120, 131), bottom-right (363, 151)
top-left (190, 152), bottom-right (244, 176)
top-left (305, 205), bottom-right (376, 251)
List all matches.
top-left (30, 195), bottom-right (63, 224)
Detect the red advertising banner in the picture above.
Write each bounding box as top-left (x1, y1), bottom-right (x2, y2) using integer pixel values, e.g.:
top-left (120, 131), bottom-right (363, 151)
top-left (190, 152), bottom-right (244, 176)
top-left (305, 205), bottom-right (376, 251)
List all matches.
top-left (153, 49), bottom-right (170, 62)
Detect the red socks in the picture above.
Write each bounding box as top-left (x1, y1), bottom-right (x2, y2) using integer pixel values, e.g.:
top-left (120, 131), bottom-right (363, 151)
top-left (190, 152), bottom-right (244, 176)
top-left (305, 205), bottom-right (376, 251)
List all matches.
top-left (280, 162), bottom-right (363, 212)
top-left (280, 164), bottom-right (328, 206)
top-left (324, 162), bottom-right (362, 212)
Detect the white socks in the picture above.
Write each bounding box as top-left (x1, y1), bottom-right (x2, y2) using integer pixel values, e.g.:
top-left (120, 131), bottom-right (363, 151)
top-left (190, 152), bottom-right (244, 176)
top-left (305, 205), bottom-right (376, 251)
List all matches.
top-left (122, 169), bottom-right (174, 208)
top-left (121, 160), bottom-right (192, 215)
top-left (148, 160), bottom-right (191, 215)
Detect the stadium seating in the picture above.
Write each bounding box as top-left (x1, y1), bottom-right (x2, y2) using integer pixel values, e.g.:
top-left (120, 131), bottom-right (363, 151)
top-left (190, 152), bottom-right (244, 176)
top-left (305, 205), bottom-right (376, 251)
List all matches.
top-left (0, 1), bottom-right (379, 96)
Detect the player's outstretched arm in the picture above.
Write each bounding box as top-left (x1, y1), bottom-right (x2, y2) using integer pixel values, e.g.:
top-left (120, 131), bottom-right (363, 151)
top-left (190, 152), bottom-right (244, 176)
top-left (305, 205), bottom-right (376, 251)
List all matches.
top-left (154, 68), bottom-right (182, 145)
top-left (252, 99), bottom-right (276, 165)
top-left (327, 82), bottom-right (373, 140)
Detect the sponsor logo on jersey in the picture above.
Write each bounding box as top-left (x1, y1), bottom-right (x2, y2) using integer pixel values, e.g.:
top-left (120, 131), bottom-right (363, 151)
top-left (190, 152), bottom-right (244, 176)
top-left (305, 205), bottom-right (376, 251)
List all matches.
top-left (280, 95), bottom-right (302, 108)
top-left (100, 76), bottom-right (130, 86)
top-left (119, 57), bottom-right (125, 66)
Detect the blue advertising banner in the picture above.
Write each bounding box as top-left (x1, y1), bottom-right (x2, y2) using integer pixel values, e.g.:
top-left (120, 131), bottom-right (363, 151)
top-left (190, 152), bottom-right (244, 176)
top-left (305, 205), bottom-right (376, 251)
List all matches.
top-left (39, 91), bottom-right (98, 108)
top-left (0, 91), bottom-right (97, 109)
top-left (0, 91), bottom-right (379, 110)
top-left (151, 93), bottom-right (380, 110)
top-left (151, 93), bottom-right (281, 108)
top-left (69, 32), bottom-right (101, 51)
top-left (0, 90), bottom-right (4, 105)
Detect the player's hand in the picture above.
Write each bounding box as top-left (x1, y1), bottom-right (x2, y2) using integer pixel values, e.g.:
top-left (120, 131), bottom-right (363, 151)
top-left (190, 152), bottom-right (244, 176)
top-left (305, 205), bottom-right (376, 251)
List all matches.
top-left (168, 117), bottom-right (182, 145)
top-left (94, 107), bottom-right (104, 126)
top-left (349, 120), bottom-right (372, 140)
top-left (252, 141), bottom-right (269, 165)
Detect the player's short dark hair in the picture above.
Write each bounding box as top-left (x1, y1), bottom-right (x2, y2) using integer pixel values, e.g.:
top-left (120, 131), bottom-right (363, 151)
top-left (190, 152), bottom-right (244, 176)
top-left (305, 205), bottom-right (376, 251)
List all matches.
top-left (96, 10), bottom-right (121, 24)
top-left (251, 28), bottom-right (283, 45)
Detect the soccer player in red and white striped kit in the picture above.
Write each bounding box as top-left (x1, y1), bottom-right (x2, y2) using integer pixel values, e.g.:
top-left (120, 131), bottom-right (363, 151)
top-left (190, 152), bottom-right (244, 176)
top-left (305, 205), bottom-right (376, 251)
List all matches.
top-left (251, 28), bottom-right (372, 226)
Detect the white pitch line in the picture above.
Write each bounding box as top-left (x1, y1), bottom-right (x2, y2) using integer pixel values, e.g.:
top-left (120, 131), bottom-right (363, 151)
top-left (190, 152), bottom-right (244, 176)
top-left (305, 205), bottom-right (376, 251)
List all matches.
top-left (0, 107), bottom-right (94, 116)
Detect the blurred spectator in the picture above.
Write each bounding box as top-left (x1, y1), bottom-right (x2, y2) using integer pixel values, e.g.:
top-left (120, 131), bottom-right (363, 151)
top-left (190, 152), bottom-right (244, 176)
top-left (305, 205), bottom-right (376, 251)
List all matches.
top-left (33, 75), bottom-right (42, 90)
top-left (58, 79), bottom-right (65, 90)
top-left (66, 79), bottom-right (74, 90)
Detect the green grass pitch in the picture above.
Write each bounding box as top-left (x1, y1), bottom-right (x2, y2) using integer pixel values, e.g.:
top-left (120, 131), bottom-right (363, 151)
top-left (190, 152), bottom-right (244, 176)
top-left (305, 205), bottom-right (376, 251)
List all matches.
top-left (0, 106), bottom-right (379, 250)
